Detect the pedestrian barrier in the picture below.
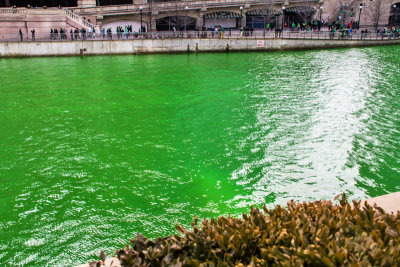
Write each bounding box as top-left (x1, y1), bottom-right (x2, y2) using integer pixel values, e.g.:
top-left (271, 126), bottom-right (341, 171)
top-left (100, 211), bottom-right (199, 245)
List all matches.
top-left (1, 30), bottom-right (399, 42)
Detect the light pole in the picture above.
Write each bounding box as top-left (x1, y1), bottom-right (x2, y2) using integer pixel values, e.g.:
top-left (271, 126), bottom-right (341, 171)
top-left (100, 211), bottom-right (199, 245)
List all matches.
top-left (358, 5), bottom-right (363, 29)
top-left (342, 4), bottom-right (346, 26)
top-left (393, 5), bottom-right (397, 26)
top-left (319, 6), bottom-right (323, 31)
top-left (185, 6), bottom-right (188, 32)
top-left (320, 6), bottom-right (323, 22)
top-left (139, 7), bottom-right (143, 33)
top-left (240, 6), bottom-right (243, 28)
top-left (282, 6), bottom-right (285, 30)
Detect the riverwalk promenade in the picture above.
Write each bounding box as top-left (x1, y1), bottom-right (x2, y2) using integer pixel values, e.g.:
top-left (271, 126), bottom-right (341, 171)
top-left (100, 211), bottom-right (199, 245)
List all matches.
top-left (1, 31), bottom-right (400, 57)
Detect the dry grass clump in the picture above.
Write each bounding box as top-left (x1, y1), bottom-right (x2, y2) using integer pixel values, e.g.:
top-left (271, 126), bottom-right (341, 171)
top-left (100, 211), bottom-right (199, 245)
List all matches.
top-left (115, 195), bottom-right (400, 266)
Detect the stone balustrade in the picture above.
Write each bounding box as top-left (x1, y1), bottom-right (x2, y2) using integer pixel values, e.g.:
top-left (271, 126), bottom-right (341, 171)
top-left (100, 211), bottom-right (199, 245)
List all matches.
top-left (65, 9), bottom-right (94, 28)
top-left (0, 8), bottom-right (66, 15)
top-left (0, 8), bottom-right (26, 14)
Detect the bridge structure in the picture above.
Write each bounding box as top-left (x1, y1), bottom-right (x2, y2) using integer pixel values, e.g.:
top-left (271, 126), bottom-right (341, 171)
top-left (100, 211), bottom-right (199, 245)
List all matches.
top-left (75, 0), bottom-right (323, 33)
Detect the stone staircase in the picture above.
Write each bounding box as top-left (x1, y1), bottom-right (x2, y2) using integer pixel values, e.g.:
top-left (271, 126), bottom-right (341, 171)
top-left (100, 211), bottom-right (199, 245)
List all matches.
top-left (65, 9), bottom-right (94, 30)
top-left (323, 0), bottom-right (358, 24)
top-left (0, 8), bottom-right (94, 37)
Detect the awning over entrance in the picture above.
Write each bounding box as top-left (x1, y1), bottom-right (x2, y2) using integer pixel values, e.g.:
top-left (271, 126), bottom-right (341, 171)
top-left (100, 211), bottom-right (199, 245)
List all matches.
top-left (246, 9), bottom-right (282, 16)
top-left (284, 6), bottom-right (316, 14)
top-left (203, 11), bottom-right (242, 18)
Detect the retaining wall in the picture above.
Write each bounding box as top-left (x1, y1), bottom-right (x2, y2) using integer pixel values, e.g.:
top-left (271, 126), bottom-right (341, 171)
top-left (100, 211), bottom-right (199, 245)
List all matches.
top-left (1, 38), bottom-right (400, 57)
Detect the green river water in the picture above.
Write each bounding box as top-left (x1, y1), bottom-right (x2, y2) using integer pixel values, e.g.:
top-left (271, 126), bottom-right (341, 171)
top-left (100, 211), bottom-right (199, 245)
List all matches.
top-left (0, 47), bottom-right (399, 266)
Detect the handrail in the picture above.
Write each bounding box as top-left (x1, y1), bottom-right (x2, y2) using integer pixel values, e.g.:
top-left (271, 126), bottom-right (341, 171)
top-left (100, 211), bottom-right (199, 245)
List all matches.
top-left (0, 8), bottom-right (26, 14)
top-left (1, 29), bottom-right (399, 42)
top-left (323, 0), bottom-right (358, 23)
top-left (65, 9), bottom-right (94, 29)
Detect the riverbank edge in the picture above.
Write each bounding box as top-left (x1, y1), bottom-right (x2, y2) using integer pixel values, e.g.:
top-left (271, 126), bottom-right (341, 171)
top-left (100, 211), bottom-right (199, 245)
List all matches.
top-left (1, 38), bottom-right (400, 58)
top-left (74, 191), bottom-right (400, 267)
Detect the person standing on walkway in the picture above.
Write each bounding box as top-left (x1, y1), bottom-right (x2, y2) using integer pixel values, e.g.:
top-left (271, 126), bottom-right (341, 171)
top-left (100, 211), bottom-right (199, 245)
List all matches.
top-left (70, 29), bottom-right (73, 40)
top-left (19, 28), bottom-right (23, 41)
top-left (74, 28), bottom-right (79, 40)
top-left (54, 28), bottom-right (58, 39)
top-left (88, 26), bottom-right (92, 38)
top-left (31, 29), bottom-right (35, 41)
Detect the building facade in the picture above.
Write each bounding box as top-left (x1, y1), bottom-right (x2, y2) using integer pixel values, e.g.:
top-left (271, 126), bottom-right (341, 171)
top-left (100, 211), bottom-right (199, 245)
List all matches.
top-left (0, 0), bottom-right (399, 35)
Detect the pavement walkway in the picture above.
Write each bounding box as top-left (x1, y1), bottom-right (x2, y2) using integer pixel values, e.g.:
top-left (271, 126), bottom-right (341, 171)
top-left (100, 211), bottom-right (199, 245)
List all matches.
top-left (363, 191), bottom-right (400, 214)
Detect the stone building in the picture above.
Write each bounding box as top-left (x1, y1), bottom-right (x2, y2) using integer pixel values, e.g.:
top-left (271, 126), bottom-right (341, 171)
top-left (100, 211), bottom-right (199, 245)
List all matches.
top-left (0, 0), bottom-right (399, 36)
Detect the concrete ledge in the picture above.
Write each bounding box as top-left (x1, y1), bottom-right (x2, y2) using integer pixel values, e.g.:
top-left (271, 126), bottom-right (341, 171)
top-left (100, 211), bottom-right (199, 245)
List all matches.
top-left (1, 38), bottom-right (400, 57)
top-left (363, 191), bottom-right (400, 214)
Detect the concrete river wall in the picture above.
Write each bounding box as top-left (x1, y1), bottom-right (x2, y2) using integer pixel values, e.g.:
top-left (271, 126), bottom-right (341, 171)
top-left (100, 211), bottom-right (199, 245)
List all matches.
top-left (1, 38), bottom-right (400, 57)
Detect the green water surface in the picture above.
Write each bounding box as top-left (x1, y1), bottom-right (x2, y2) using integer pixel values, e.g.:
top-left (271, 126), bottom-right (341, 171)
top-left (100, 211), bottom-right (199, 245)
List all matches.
top-left (0, 47), bottom-right (399, 265)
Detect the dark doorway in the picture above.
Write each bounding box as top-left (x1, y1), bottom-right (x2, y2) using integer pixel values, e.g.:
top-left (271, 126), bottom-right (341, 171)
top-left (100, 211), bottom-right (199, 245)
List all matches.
top-left (98, 0), bottom-right (131, 6)
top-left (245, 9), bottom-right (281, 29)
top-left (283, 6), bottom-right (316, 25)
top-left (156, 16), bottom-right (196, 31)
top-left (389, 3), bottom-right (400, 26)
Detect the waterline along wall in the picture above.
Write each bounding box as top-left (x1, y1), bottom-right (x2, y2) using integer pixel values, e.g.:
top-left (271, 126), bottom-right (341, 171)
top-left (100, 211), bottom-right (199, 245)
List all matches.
top-left (1, 38), bottom-right (400, 57)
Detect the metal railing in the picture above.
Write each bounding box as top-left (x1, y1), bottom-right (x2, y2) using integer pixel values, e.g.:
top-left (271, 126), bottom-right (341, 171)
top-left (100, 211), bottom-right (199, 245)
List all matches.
top-left (1, 30), bottom-right (399, 42)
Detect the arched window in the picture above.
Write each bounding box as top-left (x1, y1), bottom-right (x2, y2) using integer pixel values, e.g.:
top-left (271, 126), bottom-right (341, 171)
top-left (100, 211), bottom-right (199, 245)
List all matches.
top-left (245, 9), bottom-right (281, 29)
top-left (202, 11), bottom-right (241, 29)
top-left (283, 6), bottom-right (317, 25)
top-left (156, 16), bottom-right (196, 31)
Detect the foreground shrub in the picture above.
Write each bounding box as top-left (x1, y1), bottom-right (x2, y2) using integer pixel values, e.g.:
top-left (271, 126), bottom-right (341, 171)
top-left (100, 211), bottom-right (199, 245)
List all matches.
top-left (115, 195), bottom-right (399, 266)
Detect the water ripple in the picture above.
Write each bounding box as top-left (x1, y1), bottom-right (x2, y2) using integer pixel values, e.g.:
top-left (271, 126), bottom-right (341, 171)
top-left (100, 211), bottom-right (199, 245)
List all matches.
top-left (0, 49), bottom-right (399, 266)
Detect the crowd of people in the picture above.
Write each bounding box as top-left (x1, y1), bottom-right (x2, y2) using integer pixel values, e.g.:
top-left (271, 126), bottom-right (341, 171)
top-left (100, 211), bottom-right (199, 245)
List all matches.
top-left (99, 25), bottom-right (149, 39)
top-left (115, 25), bottom-right (135, 39)
top-left (281, 20), bottom-right (324, 32)
top-left (376, 27), bottom-right (400, 39)
top-left (264, 19), bottom-right (360, 33)
top-left (48, 28), bottom-right (95, 40)
top-left (15, 23), bottom-right (400, 41)
top-left (50, 28), bottom-right (69, 40)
